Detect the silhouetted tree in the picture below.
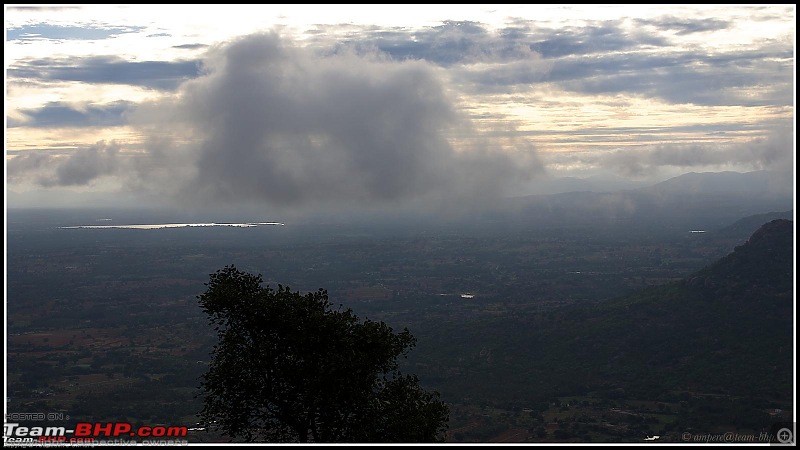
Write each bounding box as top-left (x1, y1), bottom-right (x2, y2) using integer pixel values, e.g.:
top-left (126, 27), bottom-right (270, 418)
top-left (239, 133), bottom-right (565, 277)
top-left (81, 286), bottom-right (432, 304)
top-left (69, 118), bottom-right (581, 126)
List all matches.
top-left (197, 265), bottom-right (449, 443)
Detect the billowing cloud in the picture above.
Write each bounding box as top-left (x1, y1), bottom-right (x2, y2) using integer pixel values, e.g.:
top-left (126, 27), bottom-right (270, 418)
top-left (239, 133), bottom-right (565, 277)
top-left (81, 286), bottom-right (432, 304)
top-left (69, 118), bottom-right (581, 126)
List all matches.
top-left (11, 33), bottom-right (542, 210)
top-left (6, 8), bottom-right (792, 203)
top-left (8, 141), bottom-right (123, 187)
top-left (596, 125), bottom-right (794, 177)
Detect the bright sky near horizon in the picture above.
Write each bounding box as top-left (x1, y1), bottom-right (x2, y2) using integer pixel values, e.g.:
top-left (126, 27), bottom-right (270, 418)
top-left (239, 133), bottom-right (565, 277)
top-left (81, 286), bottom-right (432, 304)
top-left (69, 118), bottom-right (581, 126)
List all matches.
top-left (4, 4), bottom-right (796, 210)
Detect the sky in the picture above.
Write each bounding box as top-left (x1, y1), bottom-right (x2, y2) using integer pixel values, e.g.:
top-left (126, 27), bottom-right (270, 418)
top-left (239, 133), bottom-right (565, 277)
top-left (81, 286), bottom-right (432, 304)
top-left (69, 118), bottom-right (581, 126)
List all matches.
top-left (4, 4), bottom-right (796, 212)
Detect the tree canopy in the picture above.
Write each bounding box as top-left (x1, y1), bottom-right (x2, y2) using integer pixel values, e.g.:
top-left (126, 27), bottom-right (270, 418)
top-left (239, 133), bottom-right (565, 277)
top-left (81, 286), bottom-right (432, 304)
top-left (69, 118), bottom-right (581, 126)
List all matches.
top-left (197, 265), bottom-right (449, 443)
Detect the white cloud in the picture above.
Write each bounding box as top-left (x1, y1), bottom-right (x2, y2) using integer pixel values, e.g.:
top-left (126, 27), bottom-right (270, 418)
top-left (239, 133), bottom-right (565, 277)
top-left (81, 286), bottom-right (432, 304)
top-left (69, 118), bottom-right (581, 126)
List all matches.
top-left (9, 33), bottom-right (543, 211)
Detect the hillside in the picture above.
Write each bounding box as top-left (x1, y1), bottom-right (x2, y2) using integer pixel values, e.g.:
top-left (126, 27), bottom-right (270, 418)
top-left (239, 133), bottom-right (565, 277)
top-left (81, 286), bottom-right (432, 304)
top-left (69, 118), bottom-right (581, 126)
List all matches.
top-left (716, 210), bottom-right (793, 240)
top-left (413, 219), bottom-right (794, 440)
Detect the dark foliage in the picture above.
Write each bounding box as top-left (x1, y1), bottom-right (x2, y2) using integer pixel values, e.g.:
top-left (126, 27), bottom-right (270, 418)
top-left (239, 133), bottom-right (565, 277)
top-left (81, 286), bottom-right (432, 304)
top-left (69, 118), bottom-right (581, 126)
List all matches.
top-left (414, 220), bottom-right (794, 427)
top-left (197, 265), bottom-right (449, 442)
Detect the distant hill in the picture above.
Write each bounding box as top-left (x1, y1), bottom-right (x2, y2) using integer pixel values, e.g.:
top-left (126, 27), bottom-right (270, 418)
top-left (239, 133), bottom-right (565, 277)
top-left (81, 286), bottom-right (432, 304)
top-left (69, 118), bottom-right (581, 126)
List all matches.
top-left (716, 210), bottom-right (794, 239)
top-left (644, 170), bottom-right (792, 196)
top-left (688, 219), bottom-right (793, 295)
top-left (495, 171), bottom-right (793, 231)
top-left (417, 219), bottom-right (794, 419)
top-left (537, 219), bottom-right (793, 399)
top-left (566, 219), bottom-right (792, 394)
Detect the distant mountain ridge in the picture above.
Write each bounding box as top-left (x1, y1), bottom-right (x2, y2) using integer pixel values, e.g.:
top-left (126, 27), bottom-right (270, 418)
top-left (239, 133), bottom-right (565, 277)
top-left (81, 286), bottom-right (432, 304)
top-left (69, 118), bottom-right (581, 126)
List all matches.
top-left (496, 170), bottom-right (793, 231)
top-left (644, 170), bottom-right (792, 195)
top-left (716, 210), bottom-right (794, 238)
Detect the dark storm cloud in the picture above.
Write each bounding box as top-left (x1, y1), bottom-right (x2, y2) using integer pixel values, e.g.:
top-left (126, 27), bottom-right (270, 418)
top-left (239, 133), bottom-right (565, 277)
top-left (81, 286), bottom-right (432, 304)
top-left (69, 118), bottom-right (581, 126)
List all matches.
top-left (6, 23), bottom-right (146, 41)
top-left (8, 141), bottom-right (123, 187)
top-left (634, 16), bottom-right (731, 35)
top-left (8, 101), bottom-right (135, 128)
top-left (7, 56), bottom-right (202, 90)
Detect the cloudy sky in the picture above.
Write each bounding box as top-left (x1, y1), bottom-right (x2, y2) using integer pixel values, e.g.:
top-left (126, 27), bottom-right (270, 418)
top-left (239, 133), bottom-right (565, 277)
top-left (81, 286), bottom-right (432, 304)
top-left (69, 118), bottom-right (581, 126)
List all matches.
top-left (4, 4), bottom-right (796, 210)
